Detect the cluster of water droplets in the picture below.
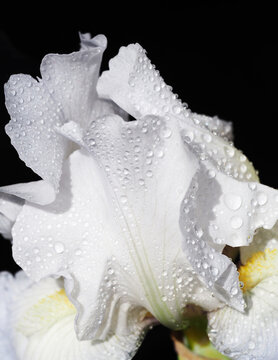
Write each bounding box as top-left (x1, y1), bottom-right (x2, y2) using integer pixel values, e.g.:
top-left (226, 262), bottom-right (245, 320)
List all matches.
top-left (209, 275), bottom-right (278, 359)
top-left (5, 75), bottom-right (66, 189)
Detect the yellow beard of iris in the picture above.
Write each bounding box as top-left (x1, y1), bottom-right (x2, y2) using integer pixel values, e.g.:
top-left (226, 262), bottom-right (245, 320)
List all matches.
top-left (239, 248), bottom-right (278, 292)
top-left (17, 289), bottom-right (76, 337)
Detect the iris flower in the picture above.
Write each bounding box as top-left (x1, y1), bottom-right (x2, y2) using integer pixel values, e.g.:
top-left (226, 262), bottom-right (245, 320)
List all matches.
top-left (1, 34), bottom-right (278, 359)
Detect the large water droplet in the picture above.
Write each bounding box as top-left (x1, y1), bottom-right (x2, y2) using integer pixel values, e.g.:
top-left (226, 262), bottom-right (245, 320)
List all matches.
top-left (224, 193), bottom-right (242, 211)
top-left (257, 192), bottom-right (268, 206)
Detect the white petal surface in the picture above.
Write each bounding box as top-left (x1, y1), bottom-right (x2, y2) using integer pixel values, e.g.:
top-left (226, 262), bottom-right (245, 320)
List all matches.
top-left (0, 272), bottom-right (149, 360)
top-left (190, 112), bottom-right (233, 141)
top-left (0, 271), bottom-right (30, 360)
top-left (241, 222), bottom-right (278, 265)
top-left (40, 34), bottom-right (107, 129)
top-left (97, 43), bottom-right (188, 119)
top-left (5, 34), bottom-right (106, 191)
top-left (208, 275), bottom-right (278, 360)
top-left (5, 74), bottom-right (68, 191)
top-left (12, 114), bottom-right (223, 341)
top-left (0, 180), bottom-right (55, 205)
top-left (0, 192), bottom-right (23, 239)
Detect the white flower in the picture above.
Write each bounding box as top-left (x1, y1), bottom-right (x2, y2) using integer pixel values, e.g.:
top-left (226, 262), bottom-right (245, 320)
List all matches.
top-left (208, 223), bottom-right (278, 360)
top-left (0, 271), bottom-right (150, 360)
top-left (1, 33), bottom-right (278, 359)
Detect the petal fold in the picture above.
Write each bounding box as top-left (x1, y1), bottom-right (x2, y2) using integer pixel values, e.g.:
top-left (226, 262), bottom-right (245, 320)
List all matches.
top-left (208, 275), bottom-right (278, 360)
top-left (0, 193), bottom-right (23, 239)
top-left (5, 34), bottom-right (106, 191)
top-left (0, 271), bottom-right (148, 360)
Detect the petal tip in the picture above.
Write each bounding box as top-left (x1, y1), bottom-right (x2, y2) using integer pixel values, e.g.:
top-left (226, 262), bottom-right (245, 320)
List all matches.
top-left (79, 32), bottom-right (107, 50)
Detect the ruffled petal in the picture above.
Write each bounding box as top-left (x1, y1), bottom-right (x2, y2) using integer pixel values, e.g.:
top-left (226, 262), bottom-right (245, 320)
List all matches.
top-left (241, 222), bottom-right (278, 265)
top-left (180, 161), bottom-right (278, 310)
top-left (0, 193), bottom-right (23, 239)
top-left (208, 275), bottom-right (278, 360)
top-left (40, 34), bottom-right (107, 129)
top-left (97, 43), bottom-right (188, 119)
top-left (5, 34), bottom-right (106, 191)
top-left (98, 40), bottom-right (278, 315)
top-left (5, 74), bottom-right (69, 191)
top-left (0, 272), bottom-right (149, 360)
top-left (12, 113), bottom-right (223, 341)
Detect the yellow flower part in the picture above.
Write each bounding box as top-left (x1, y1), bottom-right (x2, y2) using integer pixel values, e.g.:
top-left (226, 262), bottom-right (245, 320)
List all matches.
top-left (17, 289), bottom-right (76, 336)
top-left (239, 248), bottom-right (278, 292)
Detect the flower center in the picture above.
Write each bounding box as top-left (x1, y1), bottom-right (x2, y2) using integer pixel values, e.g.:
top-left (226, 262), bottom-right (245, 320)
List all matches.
top-left (239, 248), bottom-right (278, 292)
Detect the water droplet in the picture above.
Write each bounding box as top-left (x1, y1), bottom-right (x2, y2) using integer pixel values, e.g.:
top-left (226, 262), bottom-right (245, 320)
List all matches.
top-left (194, 225), bottom-right (203, 238)
top-left (248, 341), bottom-right (255, 350)
top-left (211, 267), bottom-right (219, 276)
top-left (75, 249), bottom-right (82, 256)
top-left (231, 286), bottom-right (238, 295)
top-left (120, 195), bottom-right (128, 204)
top-left (107, 268), bottom-right (114, 275)
top-left (248, 183), bottom-right (257, 191)
top-left (224, 193), bottom-right (242, 211)
top-left (162, 127), bottom-right (172, 138)
top-left (203, 133), bottom-right (212, 143)
top-left (230, 216), bottom-right (243, 229)
top-left (207, 169), bottom-right (216, 178)
top-left (54, 242), bottom-right (65, 254)
top-left (257, 192), bottom-right (268, 206)
top-left (172, 105), bottom-right (182, 114)
top-left (225, 147), bottom-right (235, 158)
top-left (184, 131), bottom-right (194, 143)
top-left (146, 170), bottom-right (153, 178)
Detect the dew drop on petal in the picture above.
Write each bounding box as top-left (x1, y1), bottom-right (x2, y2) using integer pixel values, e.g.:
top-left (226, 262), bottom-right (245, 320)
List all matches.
top-left (162, 127), bottom-right (172, 138)
top-left (230, 216), bottom-right (243, 229)
top-left (257, 192), bottom-right (268, 206)
top-left (231, 286), bottom-right (238, 296)
top-left (54, 242), bottom-right (65, 254)
top-left (224, 193), bottom-right (242, 211)
top-left (120, 195), bottom-right (128, 204)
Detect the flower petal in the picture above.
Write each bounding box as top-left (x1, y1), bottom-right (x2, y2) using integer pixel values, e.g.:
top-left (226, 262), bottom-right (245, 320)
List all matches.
top-left (0, 193), bottom-right (23, 239)
top-left (0, 271), bottom-right (30, 359)
top-left (0, 180), bottom-right (55, 205)
top-left (40, 34), bottom-right (107, 129)
top-left (0, 271), bottom-right (149, 360)
top-left (13, 114), bottom-right (223, 341)
top-left (241, 222), bottom-right (278, 265)
top-left (190, 112), bottom-right (233, 141)
top-left (97, 43), bottom-right (188, 119)
top-left (180, 161), bottom-right (278, 310)
top-left (208, 275), bottom-right (278, 360)
top-left (5, 34), bottom-right (106, 191)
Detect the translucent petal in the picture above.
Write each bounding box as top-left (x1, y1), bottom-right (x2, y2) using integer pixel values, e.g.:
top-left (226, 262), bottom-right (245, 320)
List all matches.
top-left (5, 34), bottom-right (106, 191)
top-left (40, 34), bottom-right (107, 129)
top-left (0, 272), bottom-right (148, 360)
top-left (0, 192), bottom-right (23, 239)
top-left (208, 275), bottom-right (278, 360)
top-left (241, 221), bottom-right (278, 265)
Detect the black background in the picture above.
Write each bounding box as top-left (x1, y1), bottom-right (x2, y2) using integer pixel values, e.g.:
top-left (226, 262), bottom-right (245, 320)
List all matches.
top-left (0, 2), bottom-right (277, 359)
